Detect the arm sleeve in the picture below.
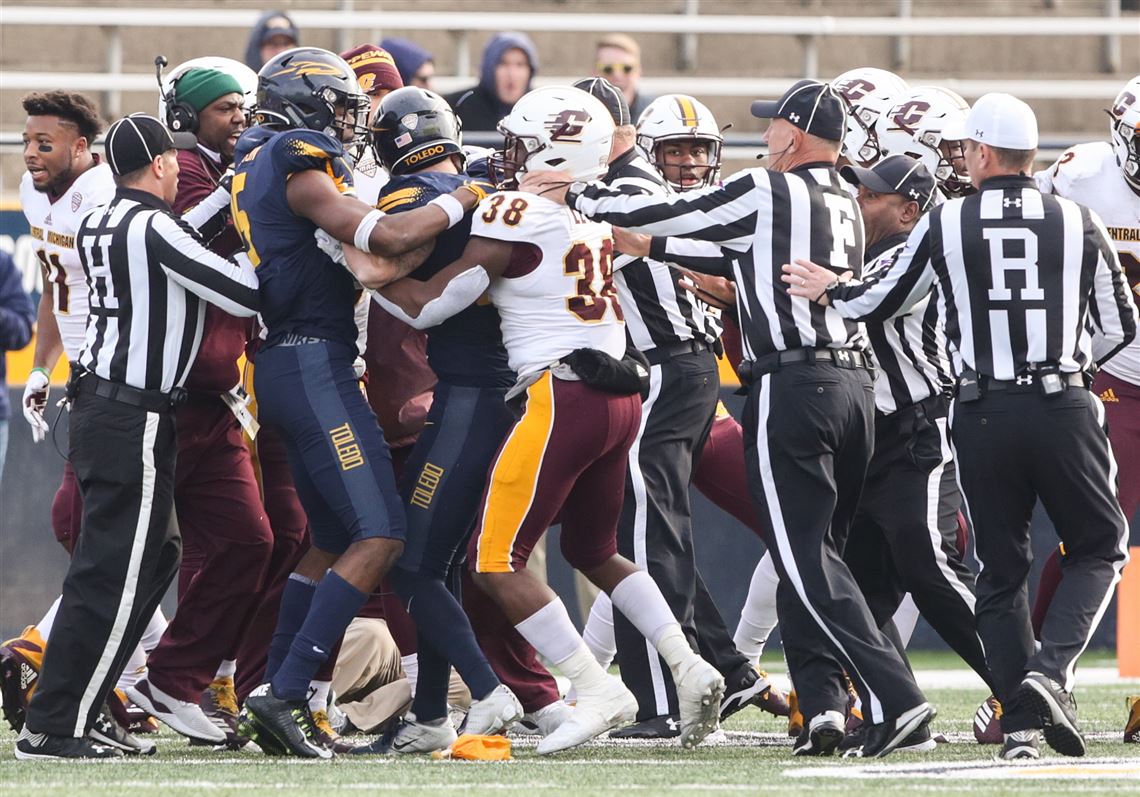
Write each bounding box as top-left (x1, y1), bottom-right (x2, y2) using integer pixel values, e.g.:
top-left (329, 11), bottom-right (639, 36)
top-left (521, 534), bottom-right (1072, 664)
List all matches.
top-left (571, 169), bottom-right (760, 251)
top-left (829, 213), bottom-right (937, 322)
top-left (1086, 209), bottom-right (1139, 364)
top-left (649, 235), bottom-right (735, 277)
top-left (180, 179), bottom-right (233, 244)
top-left (371, 266), bottom-right (490, 330)
top-left (147, 213), bottom-right (260, 317)
top-left (0, 255), bottom-right (35, 351)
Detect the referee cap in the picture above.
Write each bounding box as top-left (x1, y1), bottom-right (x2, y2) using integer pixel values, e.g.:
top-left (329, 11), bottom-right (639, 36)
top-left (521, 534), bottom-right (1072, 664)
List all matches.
top-left (573, 77), bottom-right (631, 127)
top-left (105, 113), bottom-right (196, 176)
top-left (841, 154), bottom-right (937, 210)
top-left (942, 92), bottom-right (1038, 150)
top-left (750, 79), bottom-right (847, 142)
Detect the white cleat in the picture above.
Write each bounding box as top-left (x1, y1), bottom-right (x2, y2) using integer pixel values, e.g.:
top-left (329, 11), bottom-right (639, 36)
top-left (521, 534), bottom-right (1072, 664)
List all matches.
top-left (516, 700), bottom-right (575, 737)
top-left (536, 675), bottom-right (636, 755)
top-left (126, 678), bottom-right (225, 744)
top-left (462, 684), bottom-right (524, 736)
top-left (674, 656), bottom-right (725, 749)
top-left (379, 714), bottom-right (457, 755)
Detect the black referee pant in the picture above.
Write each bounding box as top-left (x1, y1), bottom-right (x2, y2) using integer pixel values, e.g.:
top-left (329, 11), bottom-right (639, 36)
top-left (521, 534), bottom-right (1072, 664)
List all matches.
top-left (742, 361), bottom-right (926, 725)
top-left (613, 349), bottom-right (747, 720)
top-left (843, 395), bottom-right (993, 690)
top-left (26, 386), bottom-right (181, 738)
top-left (950, 384), bottom-right (1129, 733)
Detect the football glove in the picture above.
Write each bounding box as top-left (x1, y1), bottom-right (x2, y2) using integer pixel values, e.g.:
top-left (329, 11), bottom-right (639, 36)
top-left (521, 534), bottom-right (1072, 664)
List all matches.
top-left (22, 368), bottom-right (50, 444)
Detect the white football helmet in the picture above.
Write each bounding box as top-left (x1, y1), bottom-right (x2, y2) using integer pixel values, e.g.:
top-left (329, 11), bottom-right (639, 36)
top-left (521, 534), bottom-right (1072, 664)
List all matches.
top-left (875, 86), bottom-right (973, 197)
top-left (158, 56), bottom-right (258, 128)
top-left (832, 68), bottom-right (909, 167)
top-left (490, 86), bottom-right (615, 188)
top-left (636, 94), bottom-right (723, 190)
top-left (1109, 75), bottom-right (1140, 192)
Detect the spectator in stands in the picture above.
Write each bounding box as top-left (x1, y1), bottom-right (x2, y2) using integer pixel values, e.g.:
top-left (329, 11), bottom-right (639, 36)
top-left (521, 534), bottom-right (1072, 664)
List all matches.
top-left (594, 33), bottom-right (653, 122)
top-left (382, 38), bottom-right (436, 91)
top-left (243, 10), bottom-right (300, 71)
top-left (0, 250), bottom-right (36, 481)
top-left (445, 31), bottom-right (538, 132)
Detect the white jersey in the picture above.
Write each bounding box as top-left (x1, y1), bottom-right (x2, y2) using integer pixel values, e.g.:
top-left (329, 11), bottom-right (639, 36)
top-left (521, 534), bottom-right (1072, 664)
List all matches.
top-left (19, 163), bottom-right (116, 360)
top-left (471, 191), bottom-right (626, 382)
top-left (1036, 141), bottom-right (1140, 384)
top-left (353, 152), bottom-right (390, 207)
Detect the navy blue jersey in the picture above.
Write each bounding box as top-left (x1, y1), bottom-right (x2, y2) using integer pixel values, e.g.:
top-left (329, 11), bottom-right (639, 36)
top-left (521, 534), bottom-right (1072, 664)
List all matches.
top-left (232, 127), bottom-right (359, 348)
top-left (377, 171), bottom-right (514, 387)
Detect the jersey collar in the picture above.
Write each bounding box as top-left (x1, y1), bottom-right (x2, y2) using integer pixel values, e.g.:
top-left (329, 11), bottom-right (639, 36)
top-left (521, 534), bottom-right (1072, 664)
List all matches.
top-left (978, 174), bottom-right (1035, 191)
top-left (865, 231), bottom-right (909, 263)
top-left (116, 186), bottom-right (174, 213)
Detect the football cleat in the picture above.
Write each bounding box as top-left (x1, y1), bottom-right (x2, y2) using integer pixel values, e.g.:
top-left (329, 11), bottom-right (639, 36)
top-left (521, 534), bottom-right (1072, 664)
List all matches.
top-left (973, 694), bottom-right (1003, 744)
top-left (243, 685), bottom-right (332, 759)
top-left (516, 700), bottom-right (574, 737)
top-left (111, 688), bottom-right (160, 734)
top-left (719, 662), bottom-right (772, 722)
top-left (238, 712), bottom-right (288, 756)
top-left (674, 656), bottom-right (725, 749)
top-left (609, 714), bottom-right (680, 739)
top-left (996, 729), bottom-right (1041, 761)
top-left (349, 713), bottom-right (457, 755)
top-left (15, 727), bottom-right (121, 760)
top-left (193, 676), bottom-right (249, 750)
top-left (311, 709), bottom-right (358, 753)
top-left (756, 671), bottom-right (790, 717)
top-left (1126, 695), bottom-right (1140, 743)
top-left (0, 625), bottom-right (46, 732)
top-left (461, 684), bottom-right (523, 736)
top-left (793, 710), bottom-right (845, 757)
top-left (127, 678), bottom-right (226, 744)
top-left (787, 689), bottom-right (804, 737)
top-left (536, 675), bottom-right (636, 755)
top-left (1018, 672), bottom-right (1085, 757)
top-left (88, 702), bottom-right (156, 756)
top-left (855, 702), bottom-right (936, 759)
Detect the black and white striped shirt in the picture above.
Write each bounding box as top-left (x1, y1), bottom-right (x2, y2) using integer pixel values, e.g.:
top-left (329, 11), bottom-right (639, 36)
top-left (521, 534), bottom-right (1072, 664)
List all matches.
top-left (603, 148), bottom-right (722, 351)
top-left (861, 233), bottom-right (953, 414)
top-left (76, 188), bottom-right (260, 393)
top-left (572, 162), bottom-right (866, 361)
top-left (829, 175), bottom-right (1137, 380)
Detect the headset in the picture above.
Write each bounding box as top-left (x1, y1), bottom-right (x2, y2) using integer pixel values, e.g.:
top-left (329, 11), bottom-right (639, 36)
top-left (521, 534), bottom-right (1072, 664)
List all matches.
top-left (154, 55), bottom-right (199, 135)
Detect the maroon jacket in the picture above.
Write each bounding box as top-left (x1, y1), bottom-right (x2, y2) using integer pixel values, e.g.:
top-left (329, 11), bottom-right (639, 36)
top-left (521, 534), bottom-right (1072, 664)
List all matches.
top-left (173, 147), bottom-right (250, 394)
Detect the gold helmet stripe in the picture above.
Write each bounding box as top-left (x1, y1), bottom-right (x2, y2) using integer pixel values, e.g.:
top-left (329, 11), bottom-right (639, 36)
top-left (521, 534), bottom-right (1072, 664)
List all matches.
top-left (676, 96), bottom-right (699, 128)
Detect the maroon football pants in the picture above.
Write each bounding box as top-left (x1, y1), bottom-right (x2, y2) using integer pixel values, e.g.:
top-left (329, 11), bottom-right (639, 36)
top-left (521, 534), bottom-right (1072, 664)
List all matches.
top-left (693, 408), bottom-right (766, 540)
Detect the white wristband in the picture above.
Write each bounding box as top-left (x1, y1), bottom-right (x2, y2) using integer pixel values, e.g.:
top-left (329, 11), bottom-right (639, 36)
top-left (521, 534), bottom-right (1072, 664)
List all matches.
top-left (428, 194), bottom-right (465, 229)
top-left (353, 208), bottom-right (385, 252)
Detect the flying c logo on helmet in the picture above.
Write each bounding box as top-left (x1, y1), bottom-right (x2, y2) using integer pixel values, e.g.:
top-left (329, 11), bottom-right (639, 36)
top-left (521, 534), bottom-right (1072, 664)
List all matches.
top-left (1112, 91), bottom-right (1137, 117)
top-left (892, 100), bottom-right (932, 133)
top-left (548, 109), bottom-right (591, 142)
top-left (268, 60), bottom-right (345, 79)
top-left (834, 78), bottom-right (876, 102)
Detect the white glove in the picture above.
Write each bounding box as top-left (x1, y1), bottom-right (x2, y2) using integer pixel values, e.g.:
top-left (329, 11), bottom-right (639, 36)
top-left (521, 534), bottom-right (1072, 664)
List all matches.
top-left (352, 356), bottom-right (367, 381)
top-left (314, 228), bottom-right (347, 267)
top-left (22, 368), bottom-right (51, 443)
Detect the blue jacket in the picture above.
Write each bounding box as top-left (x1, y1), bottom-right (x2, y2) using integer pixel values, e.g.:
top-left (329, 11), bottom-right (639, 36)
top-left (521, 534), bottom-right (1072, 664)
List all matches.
top-left (445, 32), bottom-right (538, 132)
top-left (0, 251), bottom-right (36, 420)
top-left (380, 37), bottom-right (433, 86)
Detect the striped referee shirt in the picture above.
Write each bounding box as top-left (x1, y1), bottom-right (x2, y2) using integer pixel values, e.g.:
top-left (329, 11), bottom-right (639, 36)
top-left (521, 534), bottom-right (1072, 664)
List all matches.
top-left (829, 175), bottom-right (1138, 380)
top-left (862, 233), bottom-right (953, 414)
top-left (571, 161), bottom-right (866, 361)
top-left (603, 148), bottom-right (722, 351)
top-left (76, 188), bottom-right (260, 393)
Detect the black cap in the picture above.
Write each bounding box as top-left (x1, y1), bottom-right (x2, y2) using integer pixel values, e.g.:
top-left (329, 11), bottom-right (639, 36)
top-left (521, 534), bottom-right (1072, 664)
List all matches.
top-left (104, 114), bottom-right (196, 177)
top-left (750, 79), bottom-right (847, 142)
top-left (572, 77), bottom-right (631, 127)
top-left (840, 154), bottom-right (937, 210)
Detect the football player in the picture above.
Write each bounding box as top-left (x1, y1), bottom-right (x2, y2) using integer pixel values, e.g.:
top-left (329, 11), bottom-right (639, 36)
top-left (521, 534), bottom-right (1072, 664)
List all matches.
top-left (228, 47), bottom-right (490, 758)
top-left (636, 93), bottom-right (723, 191)
top-left (875, 86), bottom-right (974, 197)
top-left (374, 85), bottom-right (725, 755)
top-left (832, 67), bottom-right (910, 169)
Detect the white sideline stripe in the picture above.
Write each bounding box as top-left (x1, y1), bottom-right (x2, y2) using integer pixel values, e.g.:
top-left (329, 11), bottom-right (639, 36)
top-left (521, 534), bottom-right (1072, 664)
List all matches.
top-left (786, 757), bottom-right (1140, 781)
top-left (74, 411), bottom-right (160, 737)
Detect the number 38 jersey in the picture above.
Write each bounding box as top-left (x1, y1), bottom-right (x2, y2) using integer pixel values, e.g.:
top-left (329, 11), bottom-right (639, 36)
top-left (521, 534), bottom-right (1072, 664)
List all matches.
top-left (471, 191), bottom-right (626, 382)
top-left (1036, 141), bottom-right (1140, 384)
top-left (19, 162), bottom-right (116, 359)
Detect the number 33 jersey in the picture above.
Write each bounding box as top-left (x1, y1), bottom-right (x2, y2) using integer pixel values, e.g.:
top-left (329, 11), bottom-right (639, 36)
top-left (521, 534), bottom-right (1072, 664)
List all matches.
top-left (472, 191), bottom-right (627, 382)
top-left (1036, 141), bottom-right (1140, 384)
top-left (19, 163), bottom-right (116, 359)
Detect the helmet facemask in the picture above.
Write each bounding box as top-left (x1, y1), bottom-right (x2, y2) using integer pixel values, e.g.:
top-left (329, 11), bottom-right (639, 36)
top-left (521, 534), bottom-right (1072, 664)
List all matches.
top-left (1107, 106), bottom-right (1140, 193)
top-left (650, 136), bottom-right (722, 191)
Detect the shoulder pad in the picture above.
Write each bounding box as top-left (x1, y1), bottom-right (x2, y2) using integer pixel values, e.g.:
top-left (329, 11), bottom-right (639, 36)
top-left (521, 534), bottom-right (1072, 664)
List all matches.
top-left (469, 191), bottom-right (553, 242)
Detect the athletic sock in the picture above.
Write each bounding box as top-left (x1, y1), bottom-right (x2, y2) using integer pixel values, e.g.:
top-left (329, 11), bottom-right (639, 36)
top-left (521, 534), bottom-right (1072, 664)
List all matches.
top-left (515, 599), bottom-right (609, 695)
top-left (215, 659), bottom-right (237, 679)
top-left (308, 680), bottom-right (331, 714)
top-left (36, 596), bottom-right (62, 640)
top-left (265, 573), bottom-right (317, 683)
top-left (410, 640), bottom-right (451, 722)
top-left (582, 592), bottom-right (617, 669)
top-left (272, 571), bottom-right (365, 702)
top-left (401, 654), bottom-right (419, 696)
top-left (140, 608), bottom-right (169, 653)
top-left (609, 571), bottom-right (693, 671)
top-left (734, 554), bottom-right (779, 663)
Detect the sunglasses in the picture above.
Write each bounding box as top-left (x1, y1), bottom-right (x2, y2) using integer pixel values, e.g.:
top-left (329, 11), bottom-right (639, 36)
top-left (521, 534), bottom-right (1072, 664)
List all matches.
top-left (597, 62), bottom-right (636, 76)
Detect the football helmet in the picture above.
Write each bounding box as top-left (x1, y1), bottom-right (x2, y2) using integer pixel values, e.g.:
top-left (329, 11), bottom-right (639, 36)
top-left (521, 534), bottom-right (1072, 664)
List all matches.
top-left (831, 67), bottom-right (909, 167)
top-left (875, 86), bottom-right (973, 197)
top-left (253, 47), bottom-right (370, 145)
top-left (489, 86), bottom-right (615, 188)
top-left (158, 56), bottom-right (257, 129)
top-left (1108, 75), bottom-right (1140, 192)
top-left (636, 94), bottom-right (724, 191)
top-left (371, 87), bottom-right (464, 175)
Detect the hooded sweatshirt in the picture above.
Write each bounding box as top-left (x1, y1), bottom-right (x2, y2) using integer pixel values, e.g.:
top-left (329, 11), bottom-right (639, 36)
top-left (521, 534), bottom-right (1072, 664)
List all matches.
top-left (243, 10), bottom-right (300, 71)
top-left (445, 32), bottom-right (538, 132)
top-left (380, 37), bottom-right (434, 86)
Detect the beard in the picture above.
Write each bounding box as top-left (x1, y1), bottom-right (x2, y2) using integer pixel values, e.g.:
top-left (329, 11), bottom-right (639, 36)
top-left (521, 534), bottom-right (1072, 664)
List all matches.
top-left (34, 161), bottom-right (76, 195)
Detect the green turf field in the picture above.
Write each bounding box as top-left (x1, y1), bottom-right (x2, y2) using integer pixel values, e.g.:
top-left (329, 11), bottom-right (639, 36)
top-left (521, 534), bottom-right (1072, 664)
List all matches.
top-left (2, 652), bottom-right (1136, 796)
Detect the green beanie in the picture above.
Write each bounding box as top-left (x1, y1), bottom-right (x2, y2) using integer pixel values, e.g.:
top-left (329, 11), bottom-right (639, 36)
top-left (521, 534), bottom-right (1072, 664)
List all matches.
top-left (174, 68), bottom-right (244, 113)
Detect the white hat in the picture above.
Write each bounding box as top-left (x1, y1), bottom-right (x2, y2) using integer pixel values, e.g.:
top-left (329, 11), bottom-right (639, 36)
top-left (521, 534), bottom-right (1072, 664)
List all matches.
top-left (943, 92), bottom-right (1038, 150)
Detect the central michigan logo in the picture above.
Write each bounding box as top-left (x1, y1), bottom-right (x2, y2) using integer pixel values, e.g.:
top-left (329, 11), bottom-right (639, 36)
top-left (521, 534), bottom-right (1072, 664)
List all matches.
top-left (548, 109), bottom-right (591, 141)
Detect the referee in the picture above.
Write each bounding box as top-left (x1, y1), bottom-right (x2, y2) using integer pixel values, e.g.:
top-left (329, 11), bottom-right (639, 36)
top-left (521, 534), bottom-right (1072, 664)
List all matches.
top-left (527, 79), bottom-right (932, 758)
top-left (16, 114), bottom-right (260, 760)
top-left (787, 93), bottom-right (1137, 759)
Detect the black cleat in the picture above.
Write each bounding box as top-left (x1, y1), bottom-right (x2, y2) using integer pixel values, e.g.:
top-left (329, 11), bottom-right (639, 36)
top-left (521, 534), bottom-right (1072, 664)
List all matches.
top-left (996, 729), bottom-right (1041, 760)
top-left (792, 710), bottom-right (844, 756)
top-left (1018, 672), bottom-right (1085, 757)
top-left (851, 702), bottom-right (936, 758)
top-left (719, 663), bottom-right (772, 722)
top-left (15, 728), bottom-right (122, 760)
top-left (238, 712), bottom-right (288, 756)
top-left (608, 714), bottom-right (680, 739)
top-left (243, 685), bottom-right (332, 759)
top-left (89, 703), bottom-right (156, 756)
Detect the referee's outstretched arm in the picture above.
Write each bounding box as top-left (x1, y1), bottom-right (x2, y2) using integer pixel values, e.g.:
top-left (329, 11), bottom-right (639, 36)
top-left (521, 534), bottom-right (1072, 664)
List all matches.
top-left (150, 213), bottom-right (260, 318)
